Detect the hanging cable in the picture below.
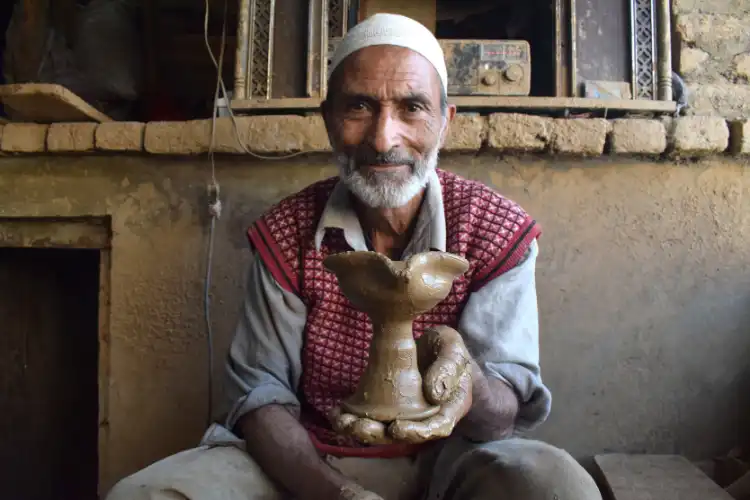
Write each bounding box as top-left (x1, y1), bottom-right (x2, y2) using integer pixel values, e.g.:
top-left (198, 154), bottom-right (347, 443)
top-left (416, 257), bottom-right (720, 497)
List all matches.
top-left (201, 0), bottom-right (311, 427)
top-left (203, 0), bottom-right (309, 162)
top-left (202, 0), bottom-right (226, 428)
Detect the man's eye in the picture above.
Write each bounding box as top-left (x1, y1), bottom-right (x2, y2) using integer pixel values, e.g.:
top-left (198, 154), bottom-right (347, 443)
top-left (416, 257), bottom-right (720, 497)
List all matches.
top-left (405, 103), bottom-right (424, 113)
top-left (347, 101), bottom-right (368, 112)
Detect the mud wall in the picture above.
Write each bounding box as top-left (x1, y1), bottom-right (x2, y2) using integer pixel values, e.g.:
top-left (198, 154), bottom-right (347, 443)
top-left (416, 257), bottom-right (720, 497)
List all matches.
top-left (675, 0), bottom-right (750, 118)
top-left (1, 153), bottom-right (749, 490)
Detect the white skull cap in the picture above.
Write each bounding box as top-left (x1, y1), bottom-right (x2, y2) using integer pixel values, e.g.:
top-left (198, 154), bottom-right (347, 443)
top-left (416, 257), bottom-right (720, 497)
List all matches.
top-left (327, 13), bottom-right (448, 93)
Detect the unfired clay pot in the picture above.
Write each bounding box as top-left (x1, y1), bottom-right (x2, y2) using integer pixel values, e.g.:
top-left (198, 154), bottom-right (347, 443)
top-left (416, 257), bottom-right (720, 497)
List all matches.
top-left (323, 250), bottom-right (470, 422)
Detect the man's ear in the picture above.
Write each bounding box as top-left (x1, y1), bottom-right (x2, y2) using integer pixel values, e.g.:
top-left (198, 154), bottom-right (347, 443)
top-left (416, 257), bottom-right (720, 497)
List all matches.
top-left (321, 99), bottom-right (331, 128)
top-left (321, 99), bottom-right (336, 148)
top-left (438, 104), bottom-right (458, 148)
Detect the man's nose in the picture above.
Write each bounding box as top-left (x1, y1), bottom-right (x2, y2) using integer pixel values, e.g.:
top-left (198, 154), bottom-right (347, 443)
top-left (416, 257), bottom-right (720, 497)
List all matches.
top-left (368, 109), bottom-right (402, 153)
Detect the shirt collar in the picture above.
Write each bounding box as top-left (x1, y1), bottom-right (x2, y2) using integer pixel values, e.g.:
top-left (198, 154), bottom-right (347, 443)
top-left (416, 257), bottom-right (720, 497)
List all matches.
top-left (314, 169), bottom-right (446, 255)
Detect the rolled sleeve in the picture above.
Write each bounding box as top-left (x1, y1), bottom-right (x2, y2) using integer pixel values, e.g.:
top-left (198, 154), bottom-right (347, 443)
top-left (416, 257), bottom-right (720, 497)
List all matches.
top-left (458, 239), bottom-right (552, 432)
top-left (224, 252), bottom-right (307, 432)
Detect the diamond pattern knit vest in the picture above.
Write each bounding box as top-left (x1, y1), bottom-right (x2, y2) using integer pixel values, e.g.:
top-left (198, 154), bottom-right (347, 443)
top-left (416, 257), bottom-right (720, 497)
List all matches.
top-left (247, 169), bottom-right (540, 458)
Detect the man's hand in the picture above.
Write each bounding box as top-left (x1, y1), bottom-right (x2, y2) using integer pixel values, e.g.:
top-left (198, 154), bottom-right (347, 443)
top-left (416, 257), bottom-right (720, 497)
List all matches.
top-left (330, 325), bottom-right (473, 445)
top-left (242, 405), bottom-right (385, 500)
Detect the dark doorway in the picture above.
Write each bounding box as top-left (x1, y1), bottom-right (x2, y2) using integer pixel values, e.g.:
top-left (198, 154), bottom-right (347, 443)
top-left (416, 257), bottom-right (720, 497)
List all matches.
top-left (0, 247), bottom-right (100, 500)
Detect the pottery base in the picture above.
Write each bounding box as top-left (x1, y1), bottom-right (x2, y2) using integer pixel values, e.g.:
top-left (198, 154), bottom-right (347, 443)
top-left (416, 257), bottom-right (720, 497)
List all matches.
top-left (340, 400), bottom-right (441, 423)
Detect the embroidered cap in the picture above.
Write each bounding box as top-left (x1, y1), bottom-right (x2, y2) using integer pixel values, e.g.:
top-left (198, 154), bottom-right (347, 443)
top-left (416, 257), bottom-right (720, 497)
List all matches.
top-left (327, 13), bottom-right (448, 93)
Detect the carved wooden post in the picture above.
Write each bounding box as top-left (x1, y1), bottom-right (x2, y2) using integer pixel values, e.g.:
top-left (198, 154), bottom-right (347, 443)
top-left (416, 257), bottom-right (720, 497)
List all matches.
top-left (234, 0), bottom-right (250, 100)
top-left (657, 0), bottom-right (673, 101)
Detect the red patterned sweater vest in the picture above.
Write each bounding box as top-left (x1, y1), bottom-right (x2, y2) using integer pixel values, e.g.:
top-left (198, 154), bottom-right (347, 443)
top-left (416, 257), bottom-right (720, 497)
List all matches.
top-left (247, 169), bottom-right (540, 457)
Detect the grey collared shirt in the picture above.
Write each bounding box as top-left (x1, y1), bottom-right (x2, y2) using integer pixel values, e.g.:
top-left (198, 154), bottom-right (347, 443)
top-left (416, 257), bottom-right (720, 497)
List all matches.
top-left (222, 171), bottom-right (551, 438)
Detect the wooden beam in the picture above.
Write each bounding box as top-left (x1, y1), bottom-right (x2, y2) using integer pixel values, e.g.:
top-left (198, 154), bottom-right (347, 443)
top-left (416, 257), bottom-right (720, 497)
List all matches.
top-left (0, 217), bottom-right (111, 250)
top-left (231, 95), bottom-right (677, 114)
top-left (4, 0), bottom-right (51, 83)
top-left (50, 0), bottom-right (78, 47)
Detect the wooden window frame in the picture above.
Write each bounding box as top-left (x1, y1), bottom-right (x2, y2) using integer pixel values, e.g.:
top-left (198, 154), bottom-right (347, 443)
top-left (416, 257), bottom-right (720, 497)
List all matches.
top-left (230, 0), bottom-right (676, 115)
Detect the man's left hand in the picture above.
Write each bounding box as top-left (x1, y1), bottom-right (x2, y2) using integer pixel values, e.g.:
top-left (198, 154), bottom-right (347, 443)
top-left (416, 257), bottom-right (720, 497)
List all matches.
top-left (329, 325), bottom-right (473, 445)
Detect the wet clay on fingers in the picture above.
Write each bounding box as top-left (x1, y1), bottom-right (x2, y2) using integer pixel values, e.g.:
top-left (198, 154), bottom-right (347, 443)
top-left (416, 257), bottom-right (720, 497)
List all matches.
top-left (323, 250), bottom-right (470, 423)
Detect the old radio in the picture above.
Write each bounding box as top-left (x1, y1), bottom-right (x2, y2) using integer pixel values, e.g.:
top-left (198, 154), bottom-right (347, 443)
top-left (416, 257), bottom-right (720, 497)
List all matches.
top-left (327, 38), bottom-right (531, 97)
top-left (440, 40), bottom-right (531, 96)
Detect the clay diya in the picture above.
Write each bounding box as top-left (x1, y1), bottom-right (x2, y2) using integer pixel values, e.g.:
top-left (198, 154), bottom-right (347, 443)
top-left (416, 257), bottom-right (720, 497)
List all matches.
top-left (323, 250), bottom-right (470, 423)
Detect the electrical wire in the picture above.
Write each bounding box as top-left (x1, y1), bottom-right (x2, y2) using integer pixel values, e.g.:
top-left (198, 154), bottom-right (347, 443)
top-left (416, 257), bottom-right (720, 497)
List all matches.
top-left (202, 0), bottom-right (309, 162)
top-left (202, 0), bottom-right (225, 429)
top-left (203, 207), bottom-right (218, 428)
top-left (201, 0), bottom-right (311, 428)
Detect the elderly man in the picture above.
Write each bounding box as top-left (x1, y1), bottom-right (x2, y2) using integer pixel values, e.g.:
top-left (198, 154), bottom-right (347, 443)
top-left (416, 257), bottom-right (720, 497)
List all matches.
top-left (106, 13), bottom-right (602, 500)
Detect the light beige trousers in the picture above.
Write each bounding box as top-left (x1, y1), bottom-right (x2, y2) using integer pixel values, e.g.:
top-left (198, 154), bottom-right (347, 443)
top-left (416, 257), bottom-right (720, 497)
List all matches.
top-left (105, 435), bottom-right (602, 500)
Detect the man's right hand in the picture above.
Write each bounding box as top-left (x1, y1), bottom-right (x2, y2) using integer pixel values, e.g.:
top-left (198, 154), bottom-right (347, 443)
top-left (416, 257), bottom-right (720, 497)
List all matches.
top-left (240, 405), bottom-right (384, 500)
top-left (329, 326), bottom-right (473, 446)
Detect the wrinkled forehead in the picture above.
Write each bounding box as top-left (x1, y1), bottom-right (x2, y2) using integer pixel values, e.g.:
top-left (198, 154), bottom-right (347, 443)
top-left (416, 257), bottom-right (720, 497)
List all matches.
top-left (332, 45), bottom-right (443, 99)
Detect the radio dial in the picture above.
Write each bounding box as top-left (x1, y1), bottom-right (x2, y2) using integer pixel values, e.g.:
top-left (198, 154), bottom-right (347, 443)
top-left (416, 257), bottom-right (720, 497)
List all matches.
top-left (504, 64), bottom-right (524, 82)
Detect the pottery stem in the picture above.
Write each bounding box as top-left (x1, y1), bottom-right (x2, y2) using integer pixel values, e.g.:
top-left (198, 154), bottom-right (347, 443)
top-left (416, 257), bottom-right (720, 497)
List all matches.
top-left (363, 318), bottom-right (422, 387)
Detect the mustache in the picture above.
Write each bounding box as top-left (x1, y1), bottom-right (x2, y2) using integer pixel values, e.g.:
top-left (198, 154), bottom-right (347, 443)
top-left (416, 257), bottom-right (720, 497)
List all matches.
top-left (352, 148), bottom-right (416, 168)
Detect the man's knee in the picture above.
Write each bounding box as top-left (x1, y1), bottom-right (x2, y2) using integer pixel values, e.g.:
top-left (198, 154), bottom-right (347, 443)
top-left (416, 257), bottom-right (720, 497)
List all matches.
top-left (104, 446), bottom-right (282, 500)
top-left (106, 469), bottom-right (190, 500)
top-left (107, 483), bottom-right (189, 500)
top-left (442, 438), bottom-right (603, 500)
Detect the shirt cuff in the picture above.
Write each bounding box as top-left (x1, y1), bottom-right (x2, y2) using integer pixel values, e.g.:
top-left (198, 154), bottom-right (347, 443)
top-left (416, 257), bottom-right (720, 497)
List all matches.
top-left (224, 385), bottom-right (300, 434)
top-left (483, 361), bottom-right (552, 432)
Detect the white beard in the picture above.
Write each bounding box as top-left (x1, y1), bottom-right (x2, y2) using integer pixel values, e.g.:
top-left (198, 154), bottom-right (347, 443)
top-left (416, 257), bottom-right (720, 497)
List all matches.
top-left (335, 145), bottom-right (440, 209)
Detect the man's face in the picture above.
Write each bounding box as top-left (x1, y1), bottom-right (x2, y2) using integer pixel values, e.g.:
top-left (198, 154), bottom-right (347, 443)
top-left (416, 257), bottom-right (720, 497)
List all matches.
top-left (323, 46), bottom-right (456, 208)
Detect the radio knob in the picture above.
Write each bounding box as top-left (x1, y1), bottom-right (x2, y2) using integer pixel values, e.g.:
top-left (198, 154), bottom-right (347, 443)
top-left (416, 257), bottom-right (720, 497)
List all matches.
top-left (504, 64), bottom-right (523, 82)
top-left (481, 74), bottom-right (497, 86)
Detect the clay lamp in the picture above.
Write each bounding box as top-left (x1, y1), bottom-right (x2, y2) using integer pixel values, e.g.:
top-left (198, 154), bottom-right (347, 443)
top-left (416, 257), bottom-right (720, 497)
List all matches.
top-left (323, 250), bottom-right (470, 423)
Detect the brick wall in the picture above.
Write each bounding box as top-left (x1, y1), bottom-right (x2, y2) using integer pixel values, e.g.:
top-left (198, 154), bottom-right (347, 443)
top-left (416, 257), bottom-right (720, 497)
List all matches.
top-left (3, 114), bottom-right (749, 158)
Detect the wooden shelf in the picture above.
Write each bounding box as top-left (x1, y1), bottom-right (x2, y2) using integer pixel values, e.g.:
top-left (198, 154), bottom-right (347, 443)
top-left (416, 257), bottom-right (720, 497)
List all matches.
top-left (231, 95), bottom-right (677, 115)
